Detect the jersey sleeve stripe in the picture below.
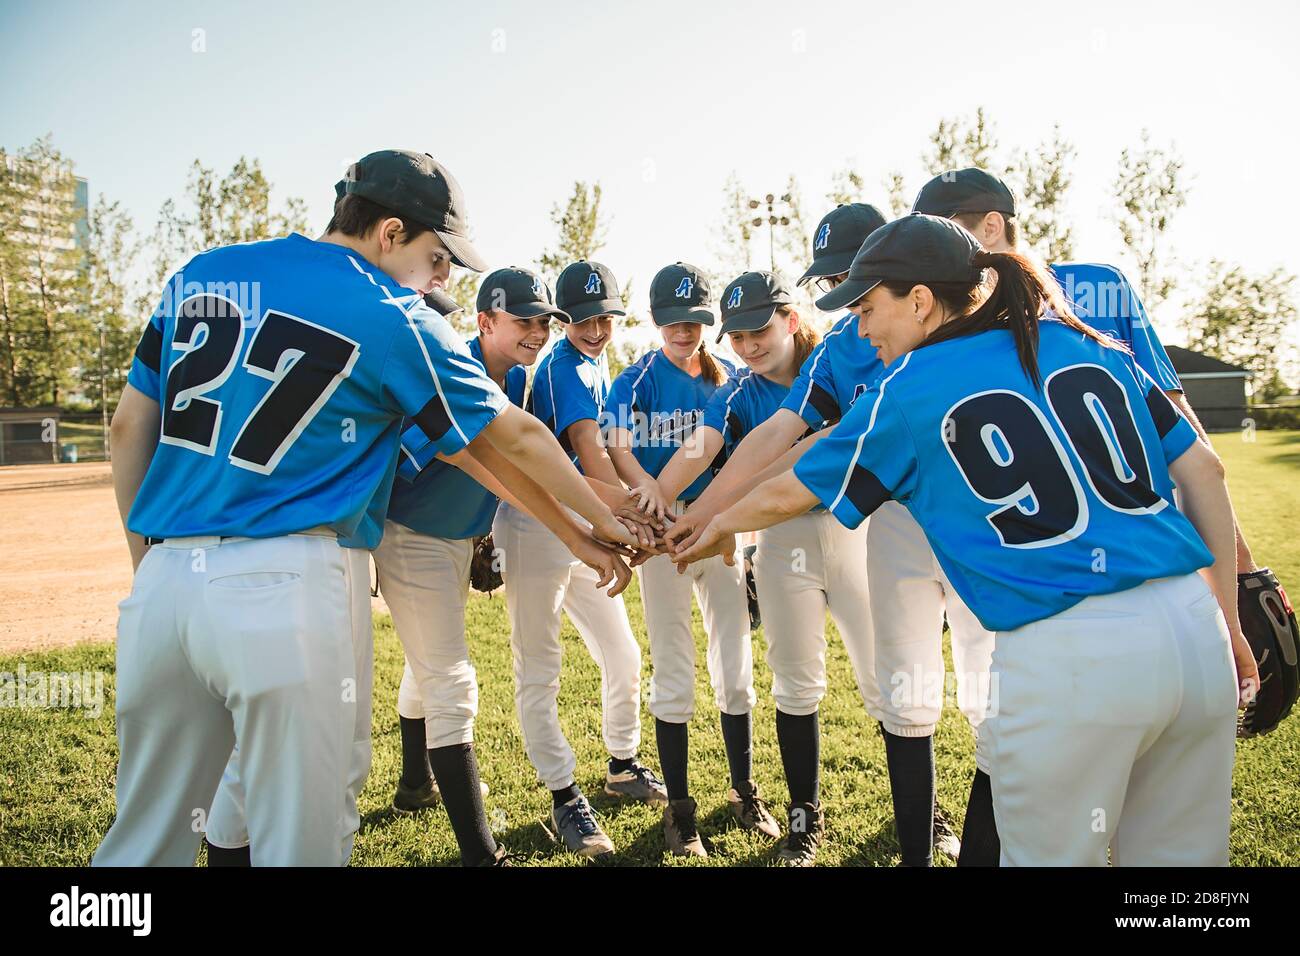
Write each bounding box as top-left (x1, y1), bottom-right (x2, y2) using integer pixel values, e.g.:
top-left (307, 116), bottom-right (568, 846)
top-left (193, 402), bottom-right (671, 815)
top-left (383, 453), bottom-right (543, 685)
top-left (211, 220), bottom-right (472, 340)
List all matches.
top-left (845, 464), bottom-right (892, 517)
top-left (1145, 383), bottom-right (1181, 438)
top-left (826, 352), bottom-right (911, 514)
top-left (808, 383), bottom-right (841, 424)
top-left (134, 321), bottom-right (163, 373)
top-left (795, 340), bottom-right (830, 418)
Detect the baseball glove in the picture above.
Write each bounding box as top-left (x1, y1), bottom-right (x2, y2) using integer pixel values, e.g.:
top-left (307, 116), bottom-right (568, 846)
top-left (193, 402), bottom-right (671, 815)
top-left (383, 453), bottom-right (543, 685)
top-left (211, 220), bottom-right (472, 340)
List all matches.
top-left (1237, 568), bottom-right (1300, 738)
top-left (469, 534), bottom-right (503, 594)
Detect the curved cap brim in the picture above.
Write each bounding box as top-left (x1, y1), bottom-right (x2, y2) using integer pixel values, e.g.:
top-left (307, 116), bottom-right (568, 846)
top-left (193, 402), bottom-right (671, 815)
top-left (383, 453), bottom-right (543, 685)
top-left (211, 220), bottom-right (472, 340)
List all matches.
top-left (715, 305), bottom-right (779, 342)
top-left (435, 229), bottom-right (488, 272)
top-left (505, 302), bottom-right (572, 322)
top-left (816, 277), bottom-right (880, 312)
top-left (797, 250), bottom-right (856, 286)
top-left (422, 289), bottom-right (463, 317)
top-left (652, 305), bottom-right (716, 327)
top-left (564, 299), bottom-right (627, 324)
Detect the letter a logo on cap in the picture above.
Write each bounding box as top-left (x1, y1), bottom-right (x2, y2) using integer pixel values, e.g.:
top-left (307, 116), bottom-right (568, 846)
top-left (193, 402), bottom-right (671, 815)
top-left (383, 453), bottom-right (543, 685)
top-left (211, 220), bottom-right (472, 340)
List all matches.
top-left (727, 286), bottom-right (743, 309)
top-left (584, 272), bottom-right (602, 295)
top-left (531, 277), bottom-right (543, 296)
top-left (674, 277), bottom-right (694, 299)
top-left (815, 223), bottom-right (831, 250)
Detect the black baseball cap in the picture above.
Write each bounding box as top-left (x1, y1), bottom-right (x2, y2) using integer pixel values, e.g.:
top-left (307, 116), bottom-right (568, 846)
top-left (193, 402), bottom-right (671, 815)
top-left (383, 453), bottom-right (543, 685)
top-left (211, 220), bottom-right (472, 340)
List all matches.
top-left (555, 261), bottom-right (627, 323)
top-left (336, 150), bottom-right (487, 272)
top-left (475, 267), bottom-right (570, 321)
top-left (649, 262), bottom-right (715, 326)
top-left (423, 289), bottom-right (463, 318)
top-left (815, 214), bottom-right (983, 312)
top-left (717, 271), bottom-right (794, 342)
top-left (911, 168), bottom-right (1017, 219)
top-left (799, 203), bottom-right (888, 285)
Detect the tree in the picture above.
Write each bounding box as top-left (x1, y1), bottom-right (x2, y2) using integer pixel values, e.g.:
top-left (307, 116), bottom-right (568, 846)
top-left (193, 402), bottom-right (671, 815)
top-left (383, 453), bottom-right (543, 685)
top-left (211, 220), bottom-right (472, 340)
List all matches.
top-left (1006, 125), bottom-right (1077, 263)
top-left (711, 172), bottom-right (754, 282)
top-left (827, 166), bottom-right (865, 207)
top-left (1112, 130), bottom-right (1188, 312)
top-left (924, 107), bottom-right (999, 174)
top-left (80, 196), bottom-right (139, 416)
top-left (883, 171), bottom-right (909, 218)
top-left (537, 181), bottom-right (608, 274)
top-left (1186, 261), bottom-right (1297, 399)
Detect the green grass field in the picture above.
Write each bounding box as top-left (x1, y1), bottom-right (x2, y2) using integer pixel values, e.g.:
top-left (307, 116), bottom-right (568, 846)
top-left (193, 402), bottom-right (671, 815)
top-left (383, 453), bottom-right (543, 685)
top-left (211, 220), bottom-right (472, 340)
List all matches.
top-left (2, 431), bottom-right (1298, 867)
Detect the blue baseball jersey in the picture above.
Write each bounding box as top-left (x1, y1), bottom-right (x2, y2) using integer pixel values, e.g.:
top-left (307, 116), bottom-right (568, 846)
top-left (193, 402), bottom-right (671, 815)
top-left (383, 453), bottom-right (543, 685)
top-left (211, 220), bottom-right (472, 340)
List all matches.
top-left (527, 336), bottom-right (610, 470)
top-left (701, 369), bottom-right (793, 456)
top-left (386, 337), bottom-right (527, 539)
top-left (793, 321), bottom-right (1211, 631)
top-left (604, 349), bottom-right (739, 501)
top-left (1050, 262), bottom-right (1182, 392)
top-left (125, 234), bottom-right (507, 548)
top-left (781, 312), bottom-right (886, 428)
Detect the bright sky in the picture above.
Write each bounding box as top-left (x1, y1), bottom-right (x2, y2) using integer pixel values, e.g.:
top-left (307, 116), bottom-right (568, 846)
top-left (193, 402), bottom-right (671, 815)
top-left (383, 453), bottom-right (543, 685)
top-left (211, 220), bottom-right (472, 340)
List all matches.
top-left (4, 0), bottom-right (1298, 349)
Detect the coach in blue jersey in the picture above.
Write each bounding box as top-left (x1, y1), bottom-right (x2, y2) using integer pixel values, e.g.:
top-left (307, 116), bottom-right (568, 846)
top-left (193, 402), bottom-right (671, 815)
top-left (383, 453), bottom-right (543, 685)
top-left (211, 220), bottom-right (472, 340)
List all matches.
top-left (676, 215), bottom-right (1258, 866)
top-left (96, 150), bottom-right (637, 867)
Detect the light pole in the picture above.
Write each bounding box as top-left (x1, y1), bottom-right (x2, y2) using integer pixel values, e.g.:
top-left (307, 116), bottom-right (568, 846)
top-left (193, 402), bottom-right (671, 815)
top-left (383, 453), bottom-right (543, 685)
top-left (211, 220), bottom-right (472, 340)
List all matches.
top-left (748, 193), bottom-right (791, 271)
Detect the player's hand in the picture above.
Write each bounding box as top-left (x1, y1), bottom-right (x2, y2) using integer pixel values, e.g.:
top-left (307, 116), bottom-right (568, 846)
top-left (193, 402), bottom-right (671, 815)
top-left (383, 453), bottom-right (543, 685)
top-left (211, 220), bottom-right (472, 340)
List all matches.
top-left (630, 479), bottom-right (669, 521)
top-left (671, 516), bottom-right (736, 572)
top-left (613, 504), bottom-right (671, 535)
top-left (569, 535), bottom-right (633, 597)
top-left (590, 510), bottom-right (640, 551)
top-left (1229, 624), bottom-right (1261, 709)
top-left (617, 515), bottom-right (657, 551)
top-left (662, 506), bottom-right (714, 553)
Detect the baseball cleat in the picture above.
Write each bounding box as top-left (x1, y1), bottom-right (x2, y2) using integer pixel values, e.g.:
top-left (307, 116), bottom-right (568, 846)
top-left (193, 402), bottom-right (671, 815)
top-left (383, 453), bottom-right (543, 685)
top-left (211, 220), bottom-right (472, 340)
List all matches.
top-left (727, 780), bottom-right (781, 839)
top-left (933, 805), bottom-right (961, 862)
top-left (392, 776), bottom-right (490, 814)
top-left (604, 760), bottom-right (669, 805)
top-left (777, 801), bottom-right (824, 867)
top-left (548, 796), bottom-right (615, 857)
top-left (663, 797), bottom-right (707, 858)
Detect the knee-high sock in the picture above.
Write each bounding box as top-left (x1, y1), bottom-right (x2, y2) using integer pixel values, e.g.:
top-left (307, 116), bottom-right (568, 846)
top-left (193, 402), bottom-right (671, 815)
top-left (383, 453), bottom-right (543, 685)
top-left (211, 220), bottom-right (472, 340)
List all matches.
top-left (719, 711), bottom-right (752, 788)
top-left (880, 724), bottom-right (934, 867)
top-left (775, 709), bottom-right (819, 806)
top-left (205, 840), bottom-right (251, 867)
top-left (957, 769), bottom-right (1000, 867)
top-left (655, 718), bottom-right (690, 801)
top-left (428, 743), bottom-right (497, 867)
top-left (399, 715), bottom-right (432, 789)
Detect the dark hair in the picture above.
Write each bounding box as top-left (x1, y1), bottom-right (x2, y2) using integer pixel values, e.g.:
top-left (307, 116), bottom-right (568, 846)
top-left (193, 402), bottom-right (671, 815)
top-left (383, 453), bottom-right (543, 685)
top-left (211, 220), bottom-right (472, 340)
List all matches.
top-left (695, 341), bottom-right (727, 386)
top-left (883, 251), bottom-right (1121, 389)
top-left (952, 210), bottom-right (1018, 248)
top-left (325, 193), bottom-right (433, 243)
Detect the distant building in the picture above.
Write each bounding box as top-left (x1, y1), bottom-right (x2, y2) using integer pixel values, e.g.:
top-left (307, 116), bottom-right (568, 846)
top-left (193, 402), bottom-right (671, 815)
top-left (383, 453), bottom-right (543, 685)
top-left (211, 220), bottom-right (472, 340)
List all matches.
top-left (1166, 346), bottom-right (1252, 431)
top-left (2, 150), bottom-right (88, 261)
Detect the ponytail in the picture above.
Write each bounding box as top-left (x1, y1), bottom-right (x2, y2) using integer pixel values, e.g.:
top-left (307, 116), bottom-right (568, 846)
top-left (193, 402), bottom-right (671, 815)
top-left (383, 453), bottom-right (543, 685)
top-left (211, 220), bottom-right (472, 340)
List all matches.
top-left (906, 251), bottom-right (1122, 389)
top-left (696, 341), bottom-right (727, 386)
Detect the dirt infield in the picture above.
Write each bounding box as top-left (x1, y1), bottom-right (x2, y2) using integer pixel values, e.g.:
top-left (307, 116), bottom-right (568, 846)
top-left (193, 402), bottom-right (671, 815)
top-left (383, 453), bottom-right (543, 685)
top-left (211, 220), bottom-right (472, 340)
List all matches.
top-left (0, 460), bottom-right (390, 653)
top-left (0, 462), bottom-right (130, 653)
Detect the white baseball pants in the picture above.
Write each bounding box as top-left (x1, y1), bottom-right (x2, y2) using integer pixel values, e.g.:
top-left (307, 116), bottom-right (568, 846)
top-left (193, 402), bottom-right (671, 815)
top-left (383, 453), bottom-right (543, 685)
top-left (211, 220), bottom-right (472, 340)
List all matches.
top-left (751, 511), bottom-right (883, 720)
top-left (976, 572), bottom-right (1238, 867)
top-left (636, 532), bottom-right (755, 724)
top-left (372, 522), bottom-right (478, 749)
top-left (492, 503), bottom-right (642, 791)
top-left (867, 501), bottom-right (995, 742)
top-left (94, 531), bottom-right (370, 867)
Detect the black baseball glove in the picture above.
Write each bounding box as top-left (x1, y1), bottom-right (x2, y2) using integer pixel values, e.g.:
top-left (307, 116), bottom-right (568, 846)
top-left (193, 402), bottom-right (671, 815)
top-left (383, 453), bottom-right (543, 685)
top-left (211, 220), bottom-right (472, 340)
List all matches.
top-left (469, 534), bottom-right (503, 594)
top-left (1237, 568), bottom-right (1300, 738)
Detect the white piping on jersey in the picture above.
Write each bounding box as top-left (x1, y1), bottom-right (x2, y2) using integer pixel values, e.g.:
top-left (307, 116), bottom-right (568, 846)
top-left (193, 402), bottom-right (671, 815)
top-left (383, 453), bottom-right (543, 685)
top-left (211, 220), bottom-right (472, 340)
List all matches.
top-left (346, 254), bottom-right (470, 447)
top-left (721, 372), bottom-right (754, 441)
top-left (827, 352), bottom-right (912, 515)
top-left (796, 318), bottom-right (851, 418)
top-left (629, 350), bottom-right (658, 397)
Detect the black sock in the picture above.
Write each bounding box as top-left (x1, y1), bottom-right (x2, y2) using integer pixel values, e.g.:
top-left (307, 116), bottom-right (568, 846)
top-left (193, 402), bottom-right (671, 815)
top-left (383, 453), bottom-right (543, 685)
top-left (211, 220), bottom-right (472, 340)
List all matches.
top-left (550, 783), bottom-right (582, 807)
top-left (655, 718), bottom-right (690, 801)
top-left (957, 769), bottom-right (1001, 867)
top-left (719, 711), bottom-right (752, 788)
top-left (879, 723), bottom-right (934, 867)
top-left (205, 840), bottom-right (251, 867)
top-left (608, 754), bottom-right (635, 775)
top-left (398, 716), bottom-right (431, 789)
top-left (427, 743), bottom-right (497, 867)
top-left (774, 709), bottom-right (820, 805)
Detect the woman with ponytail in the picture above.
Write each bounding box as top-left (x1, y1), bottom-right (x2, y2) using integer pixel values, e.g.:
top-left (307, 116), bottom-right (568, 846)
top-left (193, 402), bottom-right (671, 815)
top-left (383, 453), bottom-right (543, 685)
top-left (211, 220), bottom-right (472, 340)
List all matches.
top-left (604, 262), bottom-right (773, 858)
top-left (653, 271), bottom-right (879, 867)
top-left (674, 215), bottom-right (1257, 867)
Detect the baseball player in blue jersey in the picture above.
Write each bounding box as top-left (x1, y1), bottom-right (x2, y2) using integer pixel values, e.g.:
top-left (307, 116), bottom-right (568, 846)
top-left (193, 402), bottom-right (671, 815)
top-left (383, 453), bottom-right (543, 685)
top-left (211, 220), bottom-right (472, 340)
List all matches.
top-left (602, 262), bottom-right (775, 857)
top-left (95, 150), bottom-right (637, 867)
top-left (493, 260), bottom-right (667, 857)
top-left (664, 204), bottom-right (975, 866)
top-left (653, 271), bottom-right (882, 865)
top-left (675, 214), bottom-right (1258, 866)
top-left (910, 166), bottom-right (1274, 862)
